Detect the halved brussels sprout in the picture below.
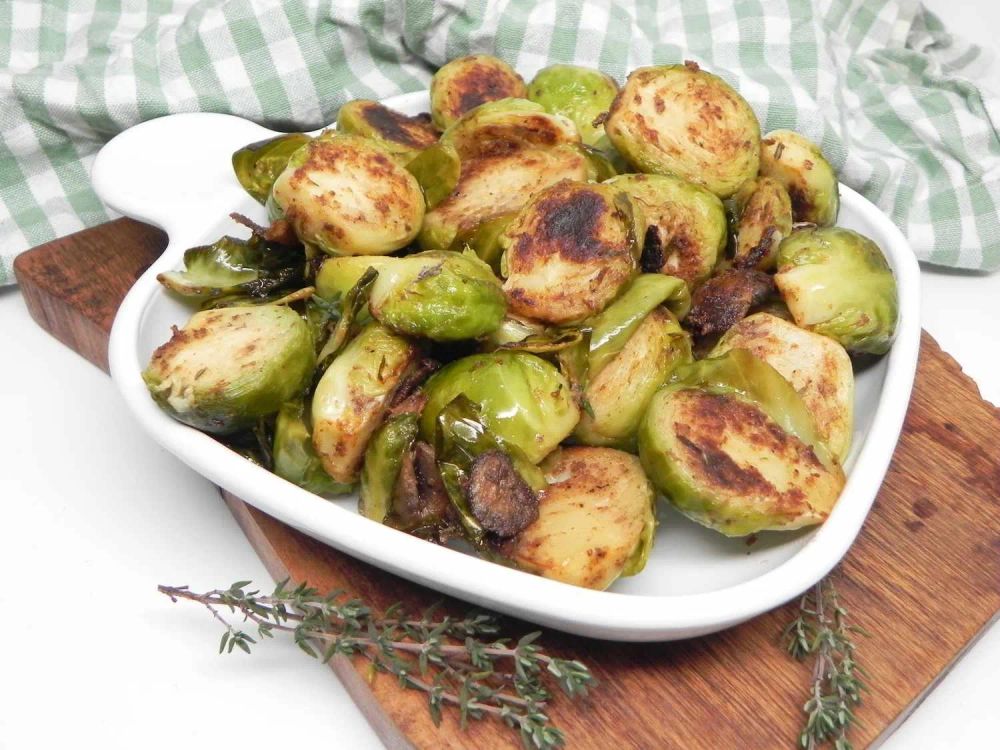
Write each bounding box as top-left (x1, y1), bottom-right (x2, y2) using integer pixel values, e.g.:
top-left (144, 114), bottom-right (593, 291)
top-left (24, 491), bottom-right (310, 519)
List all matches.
top-left (712, 313), bottom-right (854, 462)
top-left (576, 308), bottom-right (692, 448)
top-left (440, 98), bottom-right (579, 160)
top-left (270, 134), bottom-right (424, 256)
top-left (500, 180), bottom-right (642, 324)
top-left (732, 177), bottom-right (793, 271)
top-left (684, 268), bottom-right (775, 338)
top-left (419, 144), bottom-right (588, 251)
top-left (503, 447), bottom-right (656, 589)
top-left (367, 250), bottom-right (506, 341)
top-left (359, 412), bottom-right (419, 523)
top-left (336, 99), bottom-right (438, 162)
top-left (143, 305), bottom-right (314, 434)
top-left (606, 173), bottom-right (726, 284)
top-left (638, 349), bottom-right (845, 537)
top-left (405, 142), bottom-right (461, 210)
top-left (527, 64), bottom-right (619, 148)
top-left (274, 400), bottom-right (355, 496)
top-left (420, 351), bottom-right (580, 465)
top-left (760, 129), bottom-right (839, 226)
top-left (312, 323), bottom-right (421, 483)
top-left (605, 62), bottom-right (761, 198)
top-left (430, 54), bottom-right (527, 129)
top-left (775, 227), bottom-right (898, 355)
top-left (232, 133), bottom-right (312, 204)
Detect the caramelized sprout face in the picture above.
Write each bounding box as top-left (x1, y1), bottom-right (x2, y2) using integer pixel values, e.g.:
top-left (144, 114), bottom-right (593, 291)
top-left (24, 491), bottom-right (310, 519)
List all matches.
top-left (504, 447), bottom-right (656, 589)
top-left (336, 99), bottom-right (439, 162)
top-left (311, 324), bottom-right (421, 483)
top-left (270, 134), bottom-right (424, 255)
top-left (607, 172), bottom-right (726, 284)
top-left (732, 176), bottom-right (793, 271)
top-left (760, 129), bottom-right (839, 226)
top-left (500, 180), bottom-right (642, 324)
top-left (605, 63), bottom-right (761, 198)
top-left (526, 64), bottom-right (619, 148)
top-left (430, 54), bottom-right (528, 129)
top-left (420, 352), bottom-right (580, 465)
top-left (143, 305), bottom-right (314, 434)
top-left (419, 144), bottom-right (589, 251)
top-left (713, 313), bottom-right (854, 462)
top-left (638, 349), bottom-right (845, 537)
top-left (775, 227), bottom-right (898, 354)
top-left (440, 98), bottom-right (579, 160)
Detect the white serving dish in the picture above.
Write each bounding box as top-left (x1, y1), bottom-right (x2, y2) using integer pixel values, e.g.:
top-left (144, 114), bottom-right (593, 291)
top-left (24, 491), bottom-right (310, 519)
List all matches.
top-left (94, 92), bottom-right (921, 642)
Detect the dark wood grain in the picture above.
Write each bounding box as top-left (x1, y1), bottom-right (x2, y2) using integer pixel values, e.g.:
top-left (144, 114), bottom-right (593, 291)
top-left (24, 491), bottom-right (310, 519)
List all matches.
top-left (15, 218), bottom-right (1000, 749)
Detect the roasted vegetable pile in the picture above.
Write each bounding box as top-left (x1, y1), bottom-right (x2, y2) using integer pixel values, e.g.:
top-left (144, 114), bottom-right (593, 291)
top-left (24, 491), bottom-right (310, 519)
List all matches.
top-left (144, 57), bottom-right (899, 591)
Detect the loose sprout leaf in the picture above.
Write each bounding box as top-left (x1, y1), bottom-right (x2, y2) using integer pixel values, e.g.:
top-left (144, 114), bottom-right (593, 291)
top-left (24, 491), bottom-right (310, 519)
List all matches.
top-left (359, 412), bottom-right (420, 522)
top-left (587, 273), bottom-right (689, 378)
top-left (232, 133), bottom-right (312, 204)
top-left (497, 327), bottom-right (584, 354)
top-left (406, 142), bottom-right (461, 210)
top-left (273, 400), bottom-right (355, 496)
top-left (317, 266), bottom-right (378, 367)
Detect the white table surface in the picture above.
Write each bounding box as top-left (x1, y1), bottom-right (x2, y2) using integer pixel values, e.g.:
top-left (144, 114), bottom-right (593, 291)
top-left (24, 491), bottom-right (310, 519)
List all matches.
top-left (2, 6), bottom-right (999, 748)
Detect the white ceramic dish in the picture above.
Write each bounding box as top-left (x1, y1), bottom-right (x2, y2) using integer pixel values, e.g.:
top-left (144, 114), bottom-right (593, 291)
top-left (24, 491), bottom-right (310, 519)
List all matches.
top-left (94, 92), bottom-right (921, 641)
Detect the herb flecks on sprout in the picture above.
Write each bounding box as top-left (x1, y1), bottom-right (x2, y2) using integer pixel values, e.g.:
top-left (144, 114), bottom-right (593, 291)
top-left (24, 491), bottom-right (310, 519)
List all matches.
top-left (782, 577), bottom-right (869, 750)
top-left (159, 580), bottom-right (595, 750)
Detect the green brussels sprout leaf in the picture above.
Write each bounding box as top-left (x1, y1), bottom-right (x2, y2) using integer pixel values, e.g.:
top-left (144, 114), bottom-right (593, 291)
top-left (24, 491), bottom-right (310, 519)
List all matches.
top-left (406, 142), bottom-right (461, 210)
top-left (317, 266), bottom-right (378, 366)
top-left (451, 212), bottom-right (517, 271)
top-left (588, 273), bottom-right (689, 378)
top-left (274, 400), bottom-right (355, 496)
top-left (359, 412), bottom-right (420, 522)
top-left (232, 133), bottom-right (312, 204)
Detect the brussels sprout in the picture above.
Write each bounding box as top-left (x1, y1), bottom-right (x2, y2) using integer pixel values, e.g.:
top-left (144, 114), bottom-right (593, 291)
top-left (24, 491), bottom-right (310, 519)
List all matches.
top-left (606, 173), bottom-right (726, 285)
top-left (232, 133), bottom-right (312, 204)
top-left (503, 447), bottom-right (656, 589)
top-left (775, 227), bottom-right (898, 355)
top-left (575, 308), bottom-right (691, 448)
top-left (760, 129), bottom-right (839, 226)
top-left (605, 62), bottom-right (761, 198)
top-left (483, 315), bottom-right (546, 349)
top-left (713, 313), bottom-right (854, 461)
top-left (587, 273), bottom-right (690, 376)
top-left (500, 180), bottom-right (642, 324)
top-left (359, 412), bottom-right (419, 523)
top-left (312, 324), bottom-right (422, 483)
top-left (274, 400), bottom-right (355, 496)
top-left (367, 250), bottom-right (506, 341)
top-left (439, 98), bottom-right (579, 160)
top-left (336, 99), bottom-right (438, 162)
top-left (420, 351), bottom-right (580, 465)
top-left (638, 349), bottom-right (845, 537)
top-left (157, 235), bottom-right (305, 299)
top-left (732, 177), bottom-right (793, 271)
top-left (684, 269), bottom-right (776, 338)
top-left (430, 54), bottom-right (528, 129)
top-left (270, 134), bottom-right (424, 256)
top-left (527, 64), bottom-right (619, 148)
top-left (419, 144), bottom-right (589, 251)
top-left (143, 305), bottom-right (314, 434)
top-left (405, 142), bottom-right (461, 210)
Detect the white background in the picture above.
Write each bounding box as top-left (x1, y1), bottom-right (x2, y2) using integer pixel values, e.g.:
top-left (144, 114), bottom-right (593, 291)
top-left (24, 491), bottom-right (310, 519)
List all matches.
top-left (2, 3), bottom-right (999, 747)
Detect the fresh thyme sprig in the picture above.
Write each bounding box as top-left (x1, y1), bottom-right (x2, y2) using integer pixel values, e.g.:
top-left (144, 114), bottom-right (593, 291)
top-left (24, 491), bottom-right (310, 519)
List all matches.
top-left (782, 577), bottom-right (869, 750)
top-left (158, 580), bottom-right (595, 750)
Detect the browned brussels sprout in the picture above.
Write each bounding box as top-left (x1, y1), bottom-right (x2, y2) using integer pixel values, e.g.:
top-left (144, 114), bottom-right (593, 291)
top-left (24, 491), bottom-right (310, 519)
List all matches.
top-left (430, 54), bottom-right (528, 129)
top-left (337, 99), bottom-right (438, 162)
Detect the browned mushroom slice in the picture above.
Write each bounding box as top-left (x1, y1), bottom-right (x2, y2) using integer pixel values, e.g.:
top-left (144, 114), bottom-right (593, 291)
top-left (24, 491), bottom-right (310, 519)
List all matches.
top-left (465, 450), bottom-right (539, 538)
top-left (684, 269), bottom-right (775, 337)
top-left (392, 441), bottom-right (451, 531)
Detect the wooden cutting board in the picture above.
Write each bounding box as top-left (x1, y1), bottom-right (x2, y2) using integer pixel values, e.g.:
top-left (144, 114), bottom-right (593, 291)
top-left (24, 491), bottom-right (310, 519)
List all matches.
top-left (15, 218), bottom-right (1000, 749)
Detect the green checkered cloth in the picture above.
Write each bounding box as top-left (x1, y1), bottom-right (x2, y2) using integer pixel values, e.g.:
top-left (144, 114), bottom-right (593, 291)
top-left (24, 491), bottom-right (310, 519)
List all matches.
top-left (2, 0), bottom-right (998, 285)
